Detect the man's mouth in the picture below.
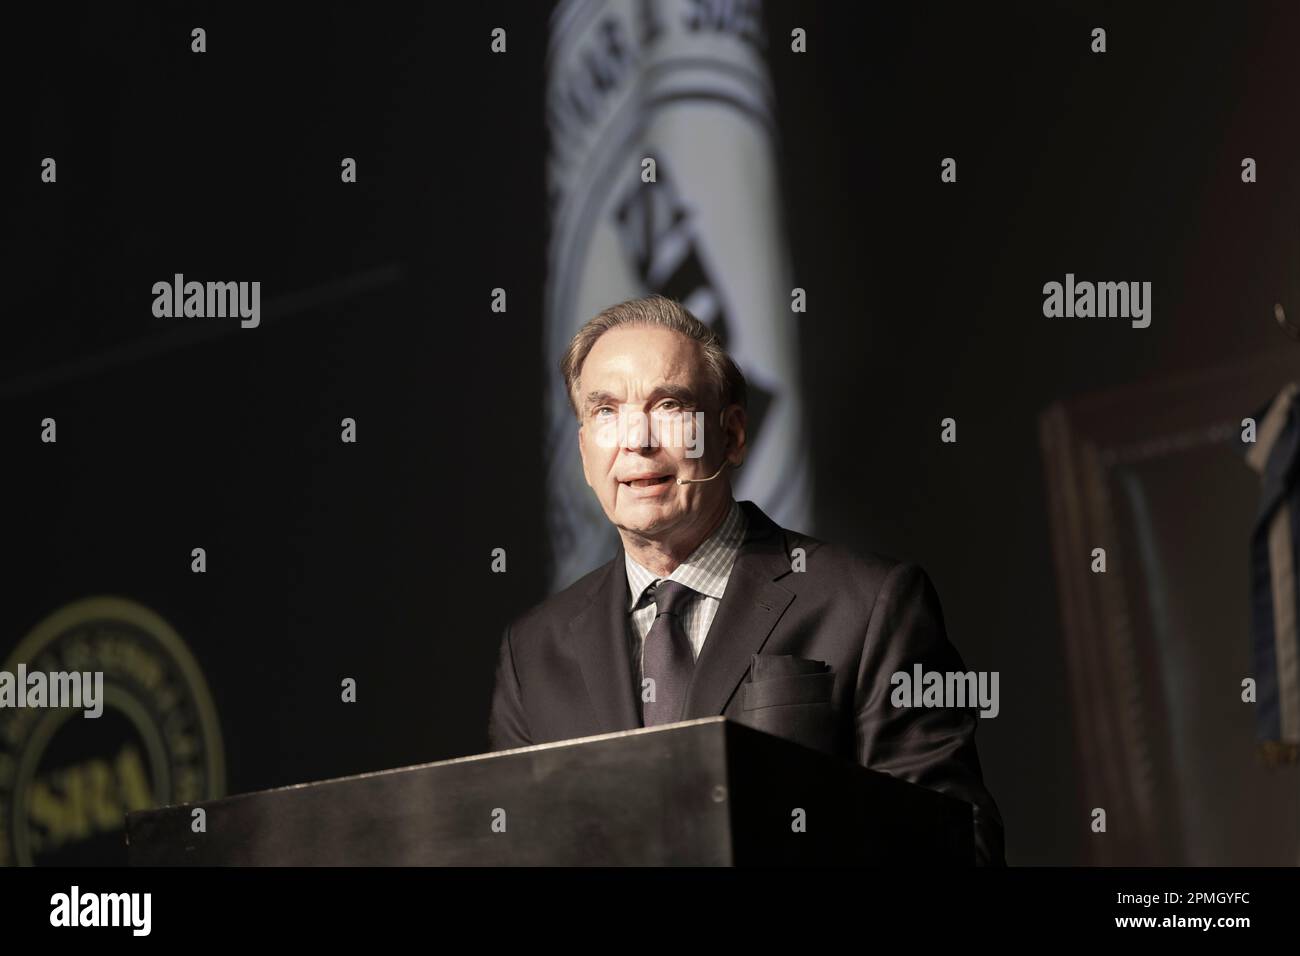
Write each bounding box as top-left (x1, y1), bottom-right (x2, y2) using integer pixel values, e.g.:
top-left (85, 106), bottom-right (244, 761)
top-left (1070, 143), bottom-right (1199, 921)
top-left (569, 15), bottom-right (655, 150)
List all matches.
top-left (622, 475), bottom-right (673, 488)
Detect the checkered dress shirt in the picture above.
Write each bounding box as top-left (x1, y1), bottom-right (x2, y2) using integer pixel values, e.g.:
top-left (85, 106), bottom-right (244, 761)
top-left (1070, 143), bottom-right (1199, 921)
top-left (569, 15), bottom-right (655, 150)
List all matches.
top-left (624, 499), bottom-right (748, 691)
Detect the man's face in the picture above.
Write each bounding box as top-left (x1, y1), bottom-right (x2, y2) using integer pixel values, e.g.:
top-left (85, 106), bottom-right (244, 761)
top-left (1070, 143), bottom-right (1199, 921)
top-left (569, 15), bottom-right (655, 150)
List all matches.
top-left (576, 326), bottom-right (738, 541)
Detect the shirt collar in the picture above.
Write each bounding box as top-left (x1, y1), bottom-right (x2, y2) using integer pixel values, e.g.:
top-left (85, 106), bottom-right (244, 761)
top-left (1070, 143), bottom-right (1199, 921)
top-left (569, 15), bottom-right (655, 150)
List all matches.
top-left (624, 499), bottom-right (748, 611)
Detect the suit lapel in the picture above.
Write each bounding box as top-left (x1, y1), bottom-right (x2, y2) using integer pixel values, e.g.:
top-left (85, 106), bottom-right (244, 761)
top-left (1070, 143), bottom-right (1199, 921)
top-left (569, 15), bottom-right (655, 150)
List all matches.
top-left (570, 556), bottom-right (643, 734)
top-left (569, 501), bottom-right (796, 731)
top-left (683, 501), bottom-right (796, 718)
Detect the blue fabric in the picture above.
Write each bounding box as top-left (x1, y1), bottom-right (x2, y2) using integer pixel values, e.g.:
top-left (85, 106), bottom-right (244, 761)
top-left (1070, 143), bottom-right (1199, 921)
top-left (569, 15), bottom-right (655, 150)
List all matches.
top-left (1249, 393), bottom-right (1300, 748)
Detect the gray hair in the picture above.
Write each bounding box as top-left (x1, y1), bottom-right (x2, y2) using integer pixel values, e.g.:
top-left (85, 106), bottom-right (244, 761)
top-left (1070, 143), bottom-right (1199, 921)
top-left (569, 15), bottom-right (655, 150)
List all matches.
top-left (561, 294), bottom-right (747, 420)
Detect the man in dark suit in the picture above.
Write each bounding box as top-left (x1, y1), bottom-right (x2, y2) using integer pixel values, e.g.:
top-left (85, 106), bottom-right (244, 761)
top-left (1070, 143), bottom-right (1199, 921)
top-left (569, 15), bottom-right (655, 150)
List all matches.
top-left (488, 294), bottom-right (1005, 865)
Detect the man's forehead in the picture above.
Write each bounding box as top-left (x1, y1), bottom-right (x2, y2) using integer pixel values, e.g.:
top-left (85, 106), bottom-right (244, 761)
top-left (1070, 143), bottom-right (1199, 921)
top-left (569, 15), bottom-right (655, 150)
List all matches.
top-left (582, 328), bottom-right (704, 386)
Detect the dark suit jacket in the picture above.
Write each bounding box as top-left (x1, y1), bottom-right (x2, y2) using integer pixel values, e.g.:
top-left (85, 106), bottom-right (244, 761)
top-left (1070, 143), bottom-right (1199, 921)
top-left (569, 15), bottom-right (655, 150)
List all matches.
top-left (487, 499), bottom-right (1006, 865)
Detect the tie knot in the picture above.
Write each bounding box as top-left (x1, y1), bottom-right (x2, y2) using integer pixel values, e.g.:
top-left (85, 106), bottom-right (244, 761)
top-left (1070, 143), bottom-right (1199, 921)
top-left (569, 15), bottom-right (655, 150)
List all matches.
top-left (651, 580), bottom-right (695, 618)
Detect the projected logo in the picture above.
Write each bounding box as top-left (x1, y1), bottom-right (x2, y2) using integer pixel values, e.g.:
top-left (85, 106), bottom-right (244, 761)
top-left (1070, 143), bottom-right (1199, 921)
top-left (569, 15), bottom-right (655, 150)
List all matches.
top-left (0, 597), bottom-right (224, 866)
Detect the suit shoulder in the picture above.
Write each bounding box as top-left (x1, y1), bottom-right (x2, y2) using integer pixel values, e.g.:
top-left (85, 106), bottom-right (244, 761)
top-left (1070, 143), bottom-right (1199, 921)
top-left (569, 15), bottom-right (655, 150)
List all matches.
top-left (506, 558), bottom-right (615, 636)
top-left (777, 529), bottom-right (943, 624)
top-left (781, 526), bottom-right (903, 586)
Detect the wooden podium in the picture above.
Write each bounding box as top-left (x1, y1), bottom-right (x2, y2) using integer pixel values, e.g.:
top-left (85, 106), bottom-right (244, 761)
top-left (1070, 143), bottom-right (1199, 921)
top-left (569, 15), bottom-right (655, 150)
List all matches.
top-left (126, 717), bottom-right (974, 865)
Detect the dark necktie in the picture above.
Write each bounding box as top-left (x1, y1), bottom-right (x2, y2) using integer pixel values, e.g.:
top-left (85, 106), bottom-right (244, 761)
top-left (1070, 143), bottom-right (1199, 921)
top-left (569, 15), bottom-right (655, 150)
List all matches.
top-left (642, 580), bottom-right (697, 726)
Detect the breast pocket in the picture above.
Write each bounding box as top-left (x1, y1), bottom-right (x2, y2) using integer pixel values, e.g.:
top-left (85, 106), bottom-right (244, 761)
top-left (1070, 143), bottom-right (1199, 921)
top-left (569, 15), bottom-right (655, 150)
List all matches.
top-left (740, 671), bottom-right (836, 711)
top-left (736, 671), bottom-right (837, 755)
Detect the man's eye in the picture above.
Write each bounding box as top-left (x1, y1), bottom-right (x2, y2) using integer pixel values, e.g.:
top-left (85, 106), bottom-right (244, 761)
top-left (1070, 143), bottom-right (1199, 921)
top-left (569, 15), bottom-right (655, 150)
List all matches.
top-left (658, 400), bottom-right (681, 411)
top-left (593, 407), bottom-right (614, 419)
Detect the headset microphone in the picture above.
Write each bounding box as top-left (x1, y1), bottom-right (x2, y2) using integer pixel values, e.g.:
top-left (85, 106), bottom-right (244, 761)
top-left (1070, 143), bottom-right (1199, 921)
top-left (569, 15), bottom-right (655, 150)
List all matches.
top-left (676, 460), bottom-right (732, 485)
top-left (675, 409), bottom-right (740, 484)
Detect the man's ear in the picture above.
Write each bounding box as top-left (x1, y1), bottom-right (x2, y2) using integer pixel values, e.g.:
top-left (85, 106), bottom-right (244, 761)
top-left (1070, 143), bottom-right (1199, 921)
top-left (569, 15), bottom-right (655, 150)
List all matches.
top-left (722, 404), bottom-right (748, 467)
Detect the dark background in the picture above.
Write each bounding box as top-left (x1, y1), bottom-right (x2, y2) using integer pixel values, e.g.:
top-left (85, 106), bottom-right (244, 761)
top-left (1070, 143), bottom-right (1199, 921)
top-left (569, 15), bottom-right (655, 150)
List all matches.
top-left (8, 1), bottom-right (1299, 865)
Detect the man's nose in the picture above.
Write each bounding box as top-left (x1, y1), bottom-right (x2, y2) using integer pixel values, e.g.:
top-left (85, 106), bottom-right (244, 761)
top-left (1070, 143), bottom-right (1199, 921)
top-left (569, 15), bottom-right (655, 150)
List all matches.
top-left (619, 409), bottom-right (653, 450)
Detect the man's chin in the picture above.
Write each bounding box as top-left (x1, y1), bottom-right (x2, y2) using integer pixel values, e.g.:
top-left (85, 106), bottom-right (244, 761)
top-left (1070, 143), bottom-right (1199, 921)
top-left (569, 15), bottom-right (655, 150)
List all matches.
top-left (613, 500), bottom-right (681, 536)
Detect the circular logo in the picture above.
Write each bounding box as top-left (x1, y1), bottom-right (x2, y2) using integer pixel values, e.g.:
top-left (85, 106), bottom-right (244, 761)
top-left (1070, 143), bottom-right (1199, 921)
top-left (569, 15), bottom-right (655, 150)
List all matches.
top-left (0, 597), bottom-right (224, 866)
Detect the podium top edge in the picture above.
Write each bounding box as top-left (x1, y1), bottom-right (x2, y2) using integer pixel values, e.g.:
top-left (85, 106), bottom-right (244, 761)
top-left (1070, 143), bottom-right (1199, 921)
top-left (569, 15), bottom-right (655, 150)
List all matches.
top-left (126, 716), bottom-right (729, 822)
